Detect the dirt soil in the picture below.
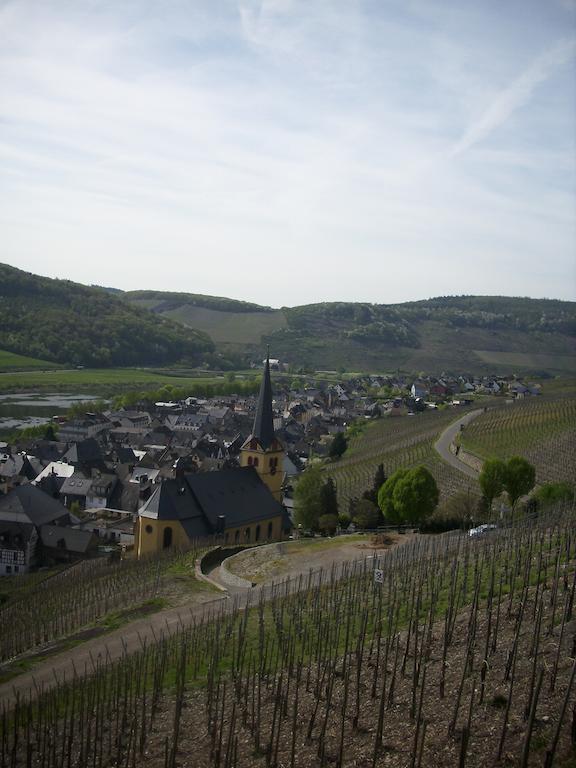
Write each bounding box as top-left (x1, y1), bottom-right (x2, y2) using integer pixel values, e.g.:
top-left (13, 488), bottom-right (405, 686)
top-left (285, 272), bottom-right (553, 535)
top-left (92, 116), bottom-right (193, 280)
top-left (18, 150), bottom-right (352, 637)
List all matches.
top-left (134, 576), bottom-right (576, 768)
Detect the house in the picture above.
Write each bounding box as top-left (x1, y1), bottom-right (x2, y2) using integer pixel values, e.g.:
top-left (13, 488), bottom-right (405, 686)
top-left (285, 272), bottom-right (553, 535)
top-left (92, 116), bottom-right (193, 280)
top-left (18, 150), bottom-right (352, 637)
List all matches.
top-left (39, 525), bottom-right (99, 562)
top-left (0, 522), bottom-right (37, 575)
top-left (59, 414), bottom-right (108, 443)
top-left (60, 474), bottom-right (92, 510)
top-left (86, 473), bottom-right (117, 510)
top-left (411, 381), bottom-right (429, 399)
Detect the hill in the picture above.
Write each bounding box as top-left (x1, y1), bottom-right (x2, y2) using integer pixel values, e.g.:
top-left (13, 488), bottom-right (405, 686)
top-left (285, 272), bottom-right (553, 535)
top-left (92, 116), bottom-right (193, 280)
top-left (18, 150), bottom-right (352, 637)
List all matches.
top-left (126, 291), bottom-right (576, 374)
top-left (0, 265), bottom-right (214, 367)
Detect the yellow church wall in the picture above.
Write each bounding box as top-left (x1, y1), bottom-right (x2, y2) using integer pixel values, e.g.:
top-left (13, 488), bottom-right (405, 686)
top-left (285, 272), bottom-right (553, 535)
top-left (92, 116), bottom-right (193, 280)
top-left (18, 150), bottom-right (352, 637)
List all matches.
top-left (223, 515), bottom-right (283, 547)
top-left (135, 514), bottom-right (284, 557)
top-left (239, 449), bottom-right (284, 502)
top-left (135, 517), bottom-right (189, 558)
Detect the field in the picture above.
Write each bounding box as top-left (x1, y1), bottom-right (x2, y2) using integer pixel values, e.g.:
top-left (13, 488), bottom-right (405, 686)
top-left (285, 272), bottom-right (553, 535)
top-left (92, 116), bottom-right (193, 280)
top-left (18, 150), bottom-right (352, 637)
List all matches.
top-left (0, 349), bottom-right (59, 371)
top-left (1, 507), bottom-right (575, 767)
top-left (0, 367), bottom-right (237, 394)
top-left (461, 397), bottom-right (576, 485)
top-left (325, 408), bottom-right (480, 511)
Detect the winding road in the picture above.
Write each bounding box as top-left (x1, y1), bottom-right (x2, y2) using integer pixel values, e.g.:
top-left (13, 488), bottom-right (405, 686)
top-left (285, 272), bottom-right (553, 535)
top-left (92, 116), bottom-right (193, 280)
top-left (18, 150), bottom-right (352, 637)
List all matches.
top-left (433, 408), bottom-right (483, 478)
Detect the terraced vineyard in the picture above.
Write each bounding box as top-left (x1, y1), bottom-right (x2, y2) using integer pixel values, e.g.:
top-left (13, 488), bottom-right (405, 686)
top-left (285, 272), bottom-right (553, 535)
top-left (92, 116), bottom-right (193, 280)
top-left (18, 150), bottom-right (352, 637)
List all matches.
top-left (325, 408), bottom-right (479, 510)
top-left (461, 396), bottom-right (576, 484)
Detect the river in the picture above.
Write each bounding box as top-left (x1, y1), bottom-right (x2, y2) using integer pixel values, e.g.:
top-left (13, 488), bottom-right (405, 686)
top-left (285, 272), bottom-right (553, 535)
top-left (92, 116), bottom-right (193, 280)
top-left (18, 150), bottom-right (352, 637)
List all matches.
top-left (0, 393), bottom-right (101, 431)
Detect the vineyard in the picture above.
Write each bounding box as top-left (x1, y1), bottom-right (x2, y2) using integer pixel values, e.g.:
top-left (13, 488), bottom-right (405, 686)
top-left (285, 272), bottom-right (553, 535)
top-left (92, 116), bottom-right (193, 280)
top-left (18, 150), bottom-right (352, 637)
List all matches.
top-left (0, 542), bottom-right (215, 665)
top-left (325, 409), bottom-right (479, 510)
top-left (461, 397), bottom-right (576, 484)
top-left (1, 505), bottom-right (575, 767)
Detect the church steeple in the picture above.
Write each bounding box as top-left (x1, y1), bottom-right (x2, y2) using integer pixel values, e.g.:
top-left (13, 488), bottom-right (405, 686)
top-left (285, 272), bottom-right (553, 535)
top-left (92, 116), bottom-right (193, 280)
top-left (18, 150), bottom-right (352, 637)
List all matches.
top-left (252, 352), bottom-right (275, 450)
top-left (239, 350), bottom-right (285, 502)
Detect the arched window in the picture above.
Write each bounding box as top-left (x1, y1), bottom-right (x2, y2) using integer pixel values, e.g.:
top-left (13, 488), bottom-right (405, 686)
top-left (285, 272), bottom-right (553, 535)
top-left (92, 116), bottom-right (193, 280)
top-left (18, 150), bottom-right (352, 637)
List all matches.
top-left (245, 527), bottom-right (251, 542)
top-left (254, 457), bottom-right (259, 467)
top-left (224, 532), bottom-right (229, 544)
top-left (247, 456), bottom-right (253, 466)
top-left (163, 526), bottom-right (173, 549)
top-left (234, 530), bottom-right (240, 544)
top-left (255, 525), bottom-right (261, 542)
top-left (267, 521), bottom-right (273, 539)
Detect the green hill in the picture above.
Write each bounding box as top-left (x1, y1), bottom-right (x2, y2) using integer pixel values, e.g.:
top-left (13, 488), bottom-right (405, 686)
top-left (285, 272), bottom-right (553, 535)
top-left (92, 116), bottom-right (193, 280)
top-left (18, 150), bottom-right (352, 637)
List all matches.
top-left (126, 291), bottom-right (576, 375)
top-left (0, 265), bottom-right (214, 368)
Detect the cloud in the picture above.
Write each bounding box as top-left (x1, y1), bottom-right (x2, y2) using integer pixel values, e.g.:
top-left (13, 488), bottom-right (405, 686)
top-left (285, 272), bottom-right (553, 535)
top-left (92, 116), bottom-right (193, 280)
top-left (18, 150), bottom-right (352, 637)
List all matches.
top-left (450, 38), bottom-right (576, 157)
top-left (0, 1), bottom-right (574, 304)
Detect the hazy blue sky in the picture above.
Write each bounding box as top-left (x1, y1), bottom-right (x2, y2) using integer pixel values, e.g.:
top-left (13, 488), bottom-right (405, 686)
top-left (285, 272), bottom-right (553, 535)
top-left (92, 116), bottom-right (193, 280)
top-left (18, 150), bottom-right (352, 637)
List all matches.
top-left (1, 0), bottom-right (575, 306)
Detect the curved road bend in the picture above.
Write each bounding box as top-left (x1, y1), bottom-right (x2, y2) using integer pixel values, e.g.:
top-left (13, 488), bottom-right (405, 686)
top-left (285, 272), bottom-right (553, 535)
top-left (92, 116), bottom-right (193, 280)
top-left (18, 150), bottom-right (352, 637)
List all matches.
top-left (433, 408), bottom-right (484, 479)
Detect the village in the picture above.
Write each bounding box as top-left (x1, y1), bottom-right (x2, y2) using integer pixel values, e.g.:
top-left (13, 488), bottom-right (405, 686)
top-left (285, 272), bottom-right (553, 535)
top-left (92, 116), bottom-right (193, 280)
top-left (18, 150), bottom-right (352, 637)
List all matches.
top-left (0, 364), bottom-right (542, 575)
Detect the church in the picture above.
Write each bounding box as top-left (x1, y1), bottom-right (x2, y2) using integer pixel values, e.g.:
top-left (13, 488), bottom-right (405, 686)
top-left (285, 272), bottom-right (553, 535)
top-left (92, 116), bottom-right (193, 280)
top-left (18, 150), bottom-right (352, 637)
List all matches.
top-left (135, 356), bottom-right (291, 557)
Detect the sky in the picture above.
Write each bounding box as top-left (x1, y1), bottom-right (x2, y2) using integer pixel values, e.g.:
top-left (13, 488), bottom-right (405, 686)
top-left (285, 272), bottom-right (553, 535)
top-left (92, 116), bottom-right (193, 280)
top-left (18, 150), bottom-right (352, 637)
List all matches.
top-left (1, 0), bottom-right (575, 307)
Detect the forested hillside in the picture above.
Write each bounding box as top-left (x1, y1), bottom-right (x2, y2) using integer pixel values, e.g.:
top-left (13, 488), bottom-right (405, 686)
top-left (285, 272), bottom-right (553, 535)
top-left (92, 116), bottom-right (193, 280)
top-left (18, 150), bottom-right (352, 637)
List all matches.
top-left (0, 265), bottom-right (214, 367)
top-left (127, 290), bottom-right (576, 374)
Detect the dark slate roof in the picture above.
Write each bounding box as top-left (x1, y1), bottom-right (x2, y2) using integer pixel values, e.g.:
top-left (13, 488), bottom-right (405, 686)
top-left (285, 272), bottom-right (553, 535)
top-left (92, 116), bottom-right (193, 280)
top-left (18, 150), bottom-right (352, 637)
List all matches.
top-left (139, 467), bottom-right (288, 533)
top-left (40, 525), bottom-right (97, 553)
top-left (0, 454), bottom-right (42, 481)
top-left (63, 438), bottom-right (103, 466)
top-left (187, 467), bottom-right (285, 528)
top-left (60, 474), bottom-right (92, 496)
top-left (251, 355), bottom-right (275, 450)
top-left (0, 485), bottom-right (71, 527)
top-left (0, 521), bottom-right (36, 550)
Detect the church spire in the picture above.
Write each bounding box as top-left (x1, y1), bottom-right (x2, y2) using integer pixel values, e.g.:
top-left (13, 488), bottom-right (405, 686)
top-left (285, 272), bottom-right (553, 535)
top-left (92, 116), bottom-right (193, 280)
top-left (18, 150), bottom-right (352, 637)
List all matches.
top-left (252, 351), bottom-right (275, 449)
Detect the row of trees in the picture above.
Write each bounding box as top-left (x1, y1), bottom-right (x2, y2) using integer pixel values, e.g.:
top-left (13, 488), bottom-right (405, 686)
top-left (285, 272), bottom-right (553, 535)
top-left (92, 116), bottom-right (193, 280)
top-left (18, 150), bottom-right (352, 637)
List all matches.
top-left (479, 456), bottom-right (536, 515)
top-left (294, 461), bottom-right (440, 532)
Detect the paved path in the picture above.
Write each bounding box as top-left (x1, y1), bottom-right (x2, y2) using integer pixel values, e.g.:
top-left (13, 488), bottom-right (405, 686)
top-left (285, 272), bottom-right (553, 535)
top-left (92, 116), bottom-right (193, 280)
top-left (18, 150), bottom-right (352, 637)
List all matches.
top-left (433, 408), bottom-right (483, 478)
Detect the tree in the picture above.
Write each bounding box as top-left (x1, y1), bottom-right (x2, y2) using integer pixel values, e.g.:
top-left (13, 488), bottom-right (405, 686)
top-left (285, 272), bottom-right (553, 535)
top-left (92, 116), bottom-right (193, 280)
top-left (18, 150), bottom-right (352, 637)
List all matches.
top-left (293, 464), bottom-right (324, 530)
top-left (533, 482), bottom-right (574, 510)
top-left (503, 456), bottom-right (536, 510)
top-left (479, 458), bottom-right (506, 517)
top-left (329, 431), bottom-right (348, 460)
top-left (378, 469), bottom-right (410, 523)
top-left (320, 478), bottom-right (339, 519)
top-left (353, 499), bottom-right (382, 529)
top-left (362, 463), bottom-right (387, 505)
top-left (378, 466), bottom-right (439, 524)
top-left (318, 514), bottom-right (339, 535)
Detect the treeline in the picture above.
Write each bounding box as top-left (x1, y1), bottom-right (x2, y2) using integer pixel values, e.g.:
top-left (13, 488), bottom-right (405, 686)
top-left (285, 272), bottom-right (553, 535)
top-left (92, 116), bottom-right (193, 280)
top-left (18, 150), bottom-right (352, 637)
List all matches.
top-left (113, 378), bottom-right (262, 408)
top-left (0, 264), bottom-right (214, 367)
top-left (125, 289), bottom-right (274, 314)
top-left (281, 295), bottom-right (576, 343)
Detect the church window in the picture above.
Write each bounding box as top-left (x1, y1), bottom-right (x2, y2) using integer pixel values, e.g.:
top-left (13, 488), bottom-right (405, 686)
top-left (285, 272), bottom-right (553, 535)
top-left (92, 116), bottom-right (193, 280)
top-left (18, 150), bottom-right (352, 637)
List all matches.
top-left (267, 521), bottom-right (273, 539)
top-left (254, 457), bottom-right (259, 467)
top-left (245, 527), bottom-right (251, 542)
top-left (235, 530), bottom-right (240, 544)
top-left (163, 527), bottom-right (173, 549)
top-left (145, 525), bottom-right (153, 534)
top-left (255, 525), bottom-right (261, 542)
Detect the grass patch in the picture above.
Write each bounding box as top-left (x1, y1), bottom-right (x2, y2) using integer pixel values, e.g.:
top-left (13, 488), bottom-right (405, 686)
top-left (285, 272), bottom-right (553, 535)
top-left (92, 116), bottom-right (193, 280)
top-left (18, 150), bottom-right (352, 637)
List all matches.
top-left (0, 349), bottom-right (60, 371)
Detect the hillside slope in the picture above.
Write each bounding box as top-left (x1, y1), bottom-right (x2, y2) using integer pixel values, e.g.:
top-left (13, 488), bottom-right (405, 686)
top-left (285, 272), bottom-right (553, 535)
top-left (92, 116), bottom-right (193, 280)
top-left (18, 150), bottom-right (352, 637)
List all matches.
top-left (126, 291), bottom-right (576, 374)
top-left (0, 265), bottom-right (214, 367)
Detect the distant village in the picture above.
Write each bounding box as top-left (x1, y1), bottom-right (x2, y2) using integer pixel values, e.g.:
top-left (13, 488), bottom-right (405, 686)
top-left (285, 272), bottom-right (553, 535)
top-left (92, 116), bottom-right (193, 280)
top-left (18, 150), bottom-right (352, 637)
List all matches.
top-left (0, 363), bottom-right (542, 576)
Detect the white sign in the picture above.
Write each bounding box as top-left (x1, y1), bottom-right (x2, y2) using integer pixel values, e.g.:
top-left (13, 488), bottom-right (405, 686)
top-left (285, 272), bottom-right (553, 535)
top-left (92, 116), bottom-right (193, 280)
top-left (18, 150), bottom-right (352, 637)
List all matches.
top-left (374, 568), bottom-right (384, 584)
